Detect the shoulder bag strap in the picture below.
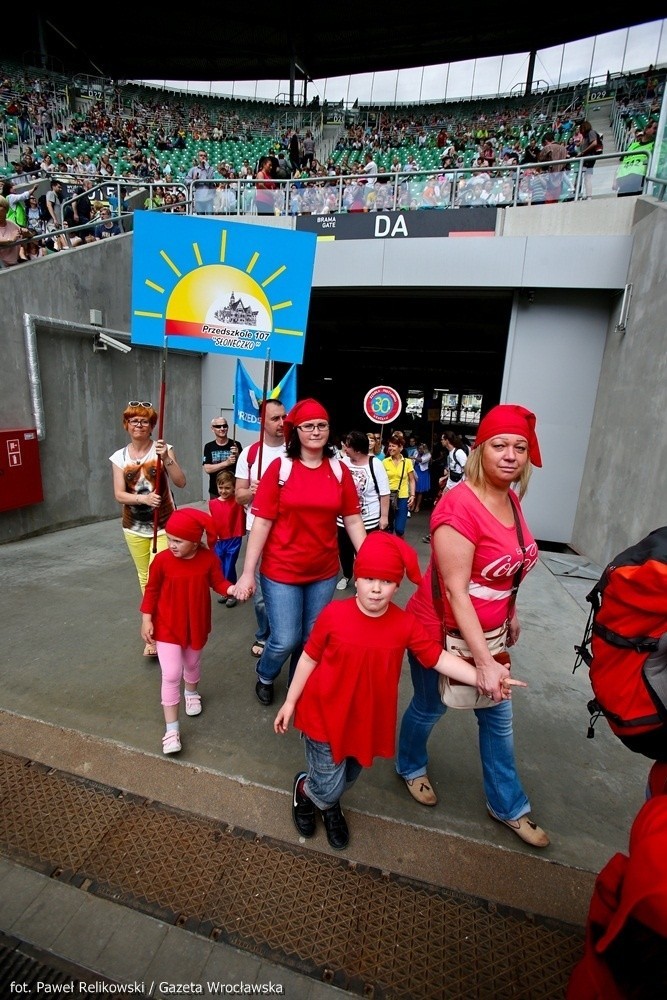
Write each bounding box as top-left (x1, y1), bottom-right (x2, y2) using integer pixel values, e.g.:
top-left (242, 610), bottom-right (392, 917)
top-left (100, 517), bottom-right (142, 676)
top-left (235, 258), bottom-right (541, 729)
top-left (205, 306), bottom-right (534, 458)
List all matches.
top-left (368, 457), bottom-right (379, 495)
top-left (397, 460), bottom-right (406, 492)
top-left (508, 496), bottom-right (528, 619)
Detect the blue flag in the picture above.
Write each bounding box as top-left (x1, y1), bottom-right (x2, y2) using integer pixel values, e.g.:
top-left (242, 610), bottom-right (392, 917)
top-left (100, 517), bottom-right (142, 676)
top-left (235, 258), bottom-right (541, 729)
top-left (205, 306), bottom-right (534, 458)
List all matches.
top-left (234, 362), bottom-right (263, 431)
top-left (234, 362), bottom-right (297, 430)
top-left (271, 364), bottom-right (297, 411)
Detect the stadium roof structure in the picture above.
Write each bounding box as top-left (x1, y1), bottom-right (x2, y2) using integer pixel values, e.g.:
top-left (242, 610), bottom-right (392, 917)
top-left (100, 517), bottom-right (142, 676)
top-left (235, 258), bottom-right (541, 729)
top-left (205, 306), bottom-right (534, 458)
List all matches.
top-left (25, 12), bottom-right (666, 87)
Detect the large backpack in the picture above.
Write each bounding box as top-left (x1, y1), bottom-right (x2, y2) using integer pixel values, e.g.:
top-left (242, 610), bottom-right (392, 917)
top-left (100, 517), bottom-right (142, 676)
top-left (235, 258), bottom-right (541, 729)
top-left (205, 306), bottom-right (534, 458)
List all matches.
top-left (573, 526), bottom-right (667, 759)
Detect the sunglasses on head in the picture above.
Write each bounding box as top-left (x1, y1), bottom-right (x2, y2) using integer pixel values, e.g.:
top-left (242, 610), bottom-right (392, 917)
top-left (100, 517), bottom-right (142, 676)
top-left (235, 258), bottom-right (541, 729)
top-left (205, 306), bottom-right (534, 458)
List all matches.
top-left (129, 400), bottom-right (151, 407)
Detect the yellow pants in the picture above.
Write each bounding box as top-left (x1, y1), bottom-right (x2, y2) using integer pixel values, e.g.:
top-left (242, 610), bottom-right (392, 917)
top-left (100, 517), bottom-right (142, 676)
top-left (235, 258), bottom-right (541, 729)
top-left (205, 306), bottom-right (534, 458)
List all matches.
top-left (123, 529), bottom-right (168, 593)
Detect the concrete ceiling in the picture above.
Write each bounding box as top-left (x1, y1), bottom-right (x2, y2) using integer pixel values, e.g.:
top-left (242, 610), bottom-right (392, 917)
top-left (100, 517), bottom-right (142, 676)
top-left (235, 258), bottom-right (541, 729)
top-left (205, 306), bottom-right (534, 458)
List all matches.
top-left (25, 12), bottom-right (665, 86)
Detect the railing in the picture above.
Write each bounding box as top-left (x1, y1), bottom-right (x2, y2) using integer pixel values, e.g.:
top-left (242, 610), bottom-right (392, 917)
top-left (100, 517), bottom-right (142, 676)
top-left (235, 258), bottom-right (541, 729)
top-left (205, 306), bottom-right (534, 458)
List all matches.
top-left (2, 150), bottom-right (655, 270)
top-left (173, 151), bottom-right (652, 216)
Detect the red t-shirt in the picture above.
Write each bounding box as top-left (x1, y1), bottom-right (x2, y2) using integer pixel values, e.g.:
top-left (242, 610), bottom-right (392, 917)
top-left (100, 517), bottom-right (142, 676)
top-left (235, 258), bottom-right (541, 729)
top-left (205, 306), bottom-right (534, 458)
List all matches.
top-left (407, 483), bottom-right (538, 639)
top-left (295, 598), bottom-right (443, 766)
top-left (140, 547), bottom-right (231, 649)
top-left (251, 458), bottom-right (360, 583)
top-left (208, 496), bottom-right (245, 540)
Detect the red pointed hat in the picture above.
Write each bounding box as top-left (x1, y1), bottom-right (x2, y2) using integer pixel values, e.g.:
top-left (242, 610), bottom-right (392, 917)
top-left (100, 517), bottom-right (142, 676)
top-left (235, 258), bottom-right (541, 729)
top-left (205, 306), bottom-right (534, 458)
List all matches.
top-left (165, 508), bottom-right (217, 548)
top-left (283, 398), bottom-right (329, 441)
top-left (353, 532), bottom-right (422, 586)
top-left (473, 404), bottom-right (543, 467)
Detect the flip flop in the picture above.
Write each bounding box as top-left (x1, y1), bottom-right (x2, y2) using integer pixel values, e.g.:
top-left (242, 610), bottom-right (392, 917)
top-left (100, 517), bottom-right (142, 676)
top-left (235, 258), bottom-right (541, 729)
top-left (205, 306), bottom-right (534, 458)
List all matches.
top-left (143, 642), bottom-right (158, 657)
top-left (250, 641), bottom-right (265, 658)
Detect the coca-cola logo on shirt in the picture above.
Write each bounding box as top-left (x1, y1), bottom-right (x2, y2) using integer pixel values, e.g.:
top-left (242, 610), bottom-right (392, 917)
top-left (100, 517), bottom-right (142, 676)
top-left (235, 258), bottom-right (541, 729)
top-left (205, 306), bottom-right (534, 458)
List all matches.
top-left (481, 542), bottom-right (539, 581)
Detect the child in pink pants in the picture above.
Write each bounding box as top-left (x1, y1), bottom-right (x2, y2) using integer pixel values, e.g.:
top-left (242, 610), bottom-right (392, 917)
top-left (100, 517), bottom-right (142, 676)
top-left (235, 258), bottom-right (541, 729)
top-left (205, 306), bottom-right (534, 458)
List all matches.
top-left (141, 508), bottom-right (240, 754)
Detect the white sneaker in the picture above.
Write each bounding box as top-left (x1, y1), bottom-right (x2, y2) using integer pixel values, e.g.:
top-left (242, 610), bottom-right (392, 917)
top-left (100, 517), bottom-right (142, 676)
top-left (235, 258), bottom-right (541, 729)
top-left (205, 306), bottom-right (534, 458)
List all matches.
top-left (336, 577), bottom-right (349, 591)
top-left (162, 730), bottom-right (181, 754)
top-left (185, 692), bottom-right (202, 716)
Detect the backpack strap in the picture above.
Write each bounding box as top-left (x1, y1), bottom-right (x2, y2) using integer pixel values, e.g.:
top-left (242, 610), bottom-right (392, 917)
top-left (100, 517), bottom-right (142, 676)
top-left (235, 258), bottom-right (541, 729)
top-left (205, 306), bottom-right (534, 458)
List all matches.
top-left (246, 440), bottom-right (261, 477)
top-left (278, 455), bottom-right (342, 485)
top-left (329, 456), bottom-right (343, 482)
top-left (278, 455), bottom-right (292, 485)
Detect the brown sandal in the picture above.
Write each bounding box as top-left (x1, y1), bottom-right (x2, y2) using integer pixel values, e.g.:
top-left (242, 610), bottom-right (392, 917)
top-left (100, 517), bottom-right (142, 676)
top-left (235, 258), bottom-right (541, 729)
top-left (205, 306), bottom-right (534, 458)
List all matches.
top-left (250, 641), bottom-right (265, 658)
top-left (143, 642), bottom-right (158, 657)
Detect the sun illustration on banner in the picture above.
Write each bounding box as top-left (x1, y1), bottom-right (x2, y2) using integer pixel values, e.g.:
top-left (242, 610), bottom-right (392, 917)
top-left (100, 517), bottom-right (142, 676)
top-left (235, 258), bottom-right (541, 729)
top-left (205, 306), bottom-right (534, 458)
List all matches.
top-left (167, 265), bottom-right (273, 333)
top-left (131, 215), bottom-right (316, 364)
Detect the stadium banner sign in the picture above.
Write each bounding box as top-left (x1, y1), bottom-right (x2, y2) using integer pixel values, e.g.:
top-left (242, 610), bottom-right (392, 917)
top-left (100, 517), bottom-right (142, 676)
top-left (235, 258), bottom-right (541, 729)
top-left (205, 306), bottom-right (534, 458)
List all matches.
top-left (131, 213), bottom-right (317, 363)
top-left (296, 208), bottom-right (496, 241)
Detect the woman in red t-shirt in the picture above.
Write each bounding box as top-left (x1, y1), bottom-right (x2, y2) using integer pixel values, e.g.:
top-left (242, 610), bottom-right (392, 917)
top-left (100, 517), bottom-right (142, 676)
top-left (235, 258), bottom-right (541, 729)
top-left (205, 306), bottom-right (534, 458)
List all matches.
top-left (396, 404), bottom-right (549, 848)
top-left (235, 399), bottom-right (366, 707)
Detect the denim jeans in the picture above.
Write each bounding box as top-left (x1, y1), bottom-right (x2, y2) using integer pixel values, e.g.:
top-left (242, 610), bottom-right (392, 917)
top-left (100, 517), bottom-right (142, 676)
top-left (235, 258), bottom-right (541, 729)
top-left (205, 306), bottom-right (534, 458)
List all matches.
top-left (303, 736), bottom-right (363, 810)
top-left (253, 562), bottom-right (269, 644)
top-left (257, 573), bottom-right (337, 684)
top-left (396, 651), bottom-right (531, 822)
top-left (386, 496), bottom-right (408, 537)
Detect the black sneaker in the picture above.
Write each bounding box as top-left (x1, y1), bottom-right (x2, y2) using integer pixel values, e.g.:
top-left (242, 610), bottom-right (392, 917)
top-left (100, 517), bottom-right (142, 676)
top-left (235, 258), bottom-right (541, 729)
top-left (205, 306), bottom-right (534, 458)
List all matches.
top-left (292, 773), bottom-right (316, 837)
top-left (320, 802), bottom-right (349, 850)
top-left (255, 680), bottom-right (274, 706)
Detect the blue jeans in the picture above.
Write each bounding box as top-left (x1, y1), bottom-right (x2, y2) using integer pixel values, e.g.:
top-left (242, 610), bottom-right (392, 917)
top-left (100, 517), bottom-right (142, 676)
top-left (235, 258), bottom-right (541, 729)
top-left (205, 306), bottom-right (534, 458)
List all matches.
top-left (386, 496), bottom-right (408, 537)
top-left (257, 573), bottom-right (337, 684)
top-left (396, 651), bottom-right (531, 822)
top-left (303, 736), bottom-right (363, 811)
top-left (253, 562), bottom-right (269, 644)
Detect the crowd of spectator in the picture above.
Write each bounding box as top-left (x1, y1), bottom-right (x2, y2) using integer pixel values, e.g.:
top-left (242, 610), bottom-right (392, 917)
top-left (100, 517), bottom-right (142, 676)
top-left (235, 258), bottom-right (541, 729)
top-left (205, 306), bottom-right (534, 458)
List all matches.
top-left (0, 61), bottom-right (663, 266)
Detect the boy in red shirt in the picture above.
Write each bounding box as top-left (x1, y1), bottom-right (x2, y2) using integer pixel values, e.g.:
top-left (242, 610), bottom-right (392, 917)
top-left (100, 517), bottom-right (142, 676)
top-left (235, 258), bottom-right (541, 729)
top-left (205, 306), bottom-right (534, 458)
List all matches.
top-left (209, 470), bottom-right (246, 607)
top-left (274, 532), bottom-right (524, 850)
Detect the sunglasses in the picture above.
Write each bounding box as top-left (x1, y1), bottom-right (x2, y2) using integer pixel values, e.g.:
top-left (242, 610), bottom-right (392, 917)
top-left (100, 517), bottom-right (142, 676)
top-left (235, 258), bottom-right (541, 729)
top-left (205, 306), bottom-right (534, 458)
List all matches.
top-left (212, 424), bottom-right (228, 430)
top-left (129, 400), bottom-right (151, 407)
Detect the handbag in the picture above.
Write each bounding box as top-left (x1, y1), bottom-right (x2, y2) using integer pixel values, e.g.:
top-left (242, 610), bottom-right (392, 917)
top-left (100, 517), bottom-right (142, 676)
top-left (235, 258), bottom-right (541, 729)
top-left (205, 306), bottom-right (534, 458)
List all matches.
top-left (435, 497), bottom-right (528, 709)
top-left (439, 625), bottom-right (510, 708)
top-left (389, 460), bottom-right (406, 511)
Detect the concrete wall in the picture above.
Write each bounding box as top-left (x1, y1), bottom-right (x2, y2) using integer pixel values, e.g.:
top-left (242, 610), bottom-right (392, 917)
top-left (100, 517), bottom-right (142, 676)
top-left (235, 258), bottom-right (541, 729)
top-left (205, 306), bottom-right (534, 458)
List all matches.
top-left (503, 290), bottom-right (609, 542)
top-left (2, 199), bottom-right (664, 555)
top-left (572, 200), bottom-right (667, 564)
top-left (0, 235), bottom-right (203, 542)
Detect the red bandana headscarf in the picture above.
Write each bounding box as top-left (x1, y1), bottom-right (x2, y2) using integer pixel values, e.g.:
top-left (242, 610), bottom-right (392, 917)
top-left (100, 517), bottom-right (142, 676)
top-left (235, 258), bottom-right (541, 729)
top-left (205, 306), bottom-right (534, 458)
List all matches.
top-left (473, 404), bottom-right (543, 467)
top-left (282, 398), bottom-right (329, 442)
top-left (354, 532), bottom-right (422, 586)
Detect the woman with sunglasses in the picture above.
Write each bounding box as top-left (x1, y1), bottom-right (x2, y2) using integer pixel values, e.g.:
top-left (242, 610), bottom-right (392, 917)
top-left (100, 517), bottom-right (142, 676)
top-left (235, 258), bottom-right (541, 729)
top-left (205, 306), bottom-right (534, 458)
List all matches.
top-left (235, 399), bottom-right (366, 706)
top-left (110, 402), bottom-right (186, 656)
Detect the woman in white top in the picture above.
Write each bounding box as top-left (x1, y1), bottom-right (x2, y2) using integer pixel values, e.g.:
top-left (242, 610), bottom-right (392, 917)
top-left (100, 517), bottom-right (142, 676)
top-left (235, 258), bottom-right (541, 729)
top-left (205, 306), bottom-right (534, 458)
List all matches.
top-left (442, 430), bottom-right (469, 491)
top-left (109, 402), bottom-right (186, 656)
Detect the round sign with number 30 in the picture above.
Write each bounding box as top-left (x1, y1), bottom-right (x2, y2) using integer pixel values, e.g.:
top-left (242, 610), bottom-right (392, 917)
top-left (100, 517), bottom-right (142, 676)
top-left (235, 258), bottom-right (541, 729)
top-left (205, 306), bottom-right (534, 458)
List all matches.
top-left (363, 385), bottom-right (402, 424)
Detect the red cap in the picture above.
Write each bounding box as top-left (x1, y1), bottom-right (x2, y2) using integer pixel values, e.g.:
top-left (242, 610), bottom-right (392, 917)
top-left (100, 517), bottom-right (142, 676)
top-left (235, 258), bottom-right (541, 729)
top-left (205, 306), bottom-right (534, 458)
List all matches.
top-left (283, 398), bottom-right (329, 441)
top-left (165, 508), bottom-right (217, 548)
top-left (473, 404), bottom-right (542, 467)
top-left (354, 532), bottom-right (422, 586)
